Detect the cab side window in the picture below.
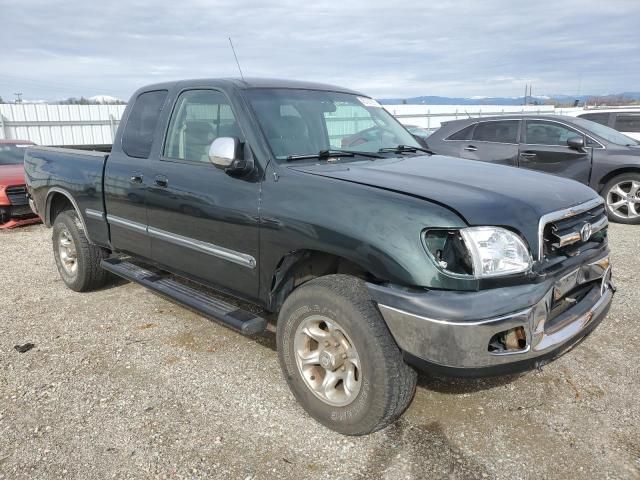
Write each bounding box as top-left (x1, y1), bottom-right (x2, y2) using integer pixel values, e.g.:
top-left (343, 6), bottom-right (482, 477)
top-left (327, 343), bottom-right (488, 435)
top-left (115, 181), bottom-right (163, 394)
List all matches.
top-left (525, 121), bottom-right (580, 146)
top-left (164, 90), bottom-right (240, 163)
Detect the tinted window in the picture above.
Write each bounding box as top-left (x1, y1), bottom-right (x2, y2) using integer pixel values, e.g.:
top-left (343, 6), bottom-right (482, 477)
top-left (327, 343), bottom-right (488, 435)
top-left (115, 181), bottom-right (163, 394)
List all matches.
top-left (579, 112), bottom-right (610, 126)
top-left (572, 117), bottom-right (638, 146)
top-left (472, 120), bottom-right (519, 143)
top-left (164, 90), bottom-right (240, 163)
top-left (614, 114), bottom-right (640, 133)
top-left (0, 144), bottom-right (30, 165)
top-left (246, 89), bottom-right (420, 159)
top-left (525, 121), bottom-right (580, 146)
top-left (122, 90), bottom-right (168, 158)
top-left (446, 124), bottom-right (474, 140)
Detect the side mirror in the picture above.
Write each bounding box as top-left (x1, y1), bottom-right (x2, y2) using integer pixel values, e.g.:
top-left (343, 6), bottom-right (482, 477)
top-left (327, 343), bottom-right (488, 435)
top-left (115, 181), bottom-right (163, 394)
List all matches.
top-left (208, 137), bottom-right (252, 173)
top-left (567, 136), bottom-right (585, 150)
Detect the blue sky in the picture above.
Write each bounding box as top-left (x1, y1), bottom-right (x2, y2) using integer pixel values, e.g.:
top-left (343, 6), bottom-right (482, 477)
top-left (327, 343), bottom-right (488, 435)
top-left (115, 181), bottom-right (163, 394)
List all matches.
top-left (0, 0), bottom-right (638, 101)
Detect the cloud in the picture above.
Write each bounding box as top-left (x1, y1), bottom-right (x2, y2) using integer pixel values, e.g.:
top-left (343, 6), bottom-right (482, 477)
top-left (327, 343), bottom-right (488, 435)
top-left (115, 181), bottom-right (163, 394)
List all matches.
top-left (0, 0), bottom-right (638, 100)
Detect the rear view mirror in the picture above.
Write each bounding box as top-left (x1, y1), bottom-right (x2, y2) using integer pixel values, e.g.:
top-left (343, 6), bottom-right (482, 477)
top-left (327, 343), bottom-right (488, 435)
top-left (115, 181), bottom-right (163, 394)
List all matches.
top-left (567, 136), bottom-right (585, 150)
top-left (208, 137), bottom-right (252, 173)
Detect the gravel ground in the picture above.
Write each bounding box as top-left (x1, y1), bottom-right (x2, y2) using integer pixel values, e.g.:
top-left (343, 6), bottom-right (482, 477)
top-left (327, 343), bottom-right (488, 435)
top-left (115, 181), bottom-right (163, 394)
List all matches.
top-left (0, 223), bottom-right (639, 480)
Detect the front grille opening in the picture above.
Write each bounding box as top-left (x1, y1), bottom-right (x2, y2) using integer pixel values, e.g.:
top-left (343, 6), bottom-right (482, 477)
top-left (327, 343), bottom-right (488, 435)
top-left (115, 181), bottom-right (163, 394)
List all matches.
top-left (541, 204), bottom-right (608, 269)
top-left (547, 282), bottom-right (593, 326)
top-left (488, 326), bottom-right (527, 353)
top-left (5, 185), bottom-right (29, 206)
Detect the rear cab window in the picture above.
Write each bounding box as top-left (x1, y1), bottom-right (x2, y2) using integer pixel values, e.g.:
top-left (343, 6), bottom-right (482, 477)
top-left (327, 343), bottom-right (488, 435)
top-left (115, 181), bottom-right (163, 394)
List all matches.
top-left (122, 90), bottom-right (168, 158)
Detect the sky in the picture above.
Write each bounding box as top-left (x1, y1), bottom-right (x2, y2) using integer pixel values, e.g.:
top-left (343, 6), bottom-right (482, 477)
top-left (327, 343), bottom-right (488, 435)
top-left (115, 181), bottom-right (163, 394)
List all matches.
top-left (0, 0), bottom-right (638, 102)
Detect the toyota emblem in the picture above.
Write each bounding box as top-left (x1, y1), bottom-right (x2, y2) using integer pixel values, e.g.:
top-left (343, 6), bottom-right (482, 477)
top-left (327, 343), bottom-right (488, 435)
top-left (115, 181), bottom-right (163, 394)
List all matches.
top-left (580, 222), bottom-right (592, 242)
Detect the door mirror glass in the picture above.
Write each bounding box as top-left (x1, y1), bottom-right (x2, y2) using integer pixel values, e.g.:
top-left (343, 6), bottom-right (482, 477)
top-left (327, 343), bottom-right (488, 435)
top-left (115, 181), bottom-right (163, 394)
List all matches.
top-left (567, 136), bottom-right (585, 150)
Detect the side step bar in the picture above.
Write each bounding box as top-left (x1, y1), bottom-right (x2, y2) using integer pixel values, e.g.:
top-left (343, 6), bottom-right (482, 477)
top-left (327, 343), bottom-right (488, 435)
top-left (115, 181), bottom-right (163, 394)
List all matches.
top-left (101, 258), bottom-right (267, 335)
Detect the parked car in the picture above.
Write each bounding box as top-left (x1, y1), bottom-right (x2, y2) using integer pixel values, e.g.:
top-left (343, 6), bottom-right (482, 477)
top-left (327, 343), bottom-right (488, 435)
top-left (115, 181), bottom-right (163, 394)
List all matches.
top-left (568, 109), bottom-right (640, 141)
top-left (405, 124), bottom-right (434, 139)
top-left (0, 140), bottom-right (40, 229)
top-left (25, 79), bottom-right (614, 435)
top-left (426, 115), bottom-right (640, 224)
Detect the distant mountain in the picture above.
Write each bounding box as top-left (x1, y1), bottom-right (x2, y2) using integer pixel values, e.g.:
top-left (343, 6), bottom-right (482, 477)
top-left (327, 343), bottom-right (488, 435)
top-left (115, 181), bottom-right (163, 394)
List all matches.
top-left (88, 95), bottom-right (125, 104)
top-left (378, 92), bottom-right (640, 106)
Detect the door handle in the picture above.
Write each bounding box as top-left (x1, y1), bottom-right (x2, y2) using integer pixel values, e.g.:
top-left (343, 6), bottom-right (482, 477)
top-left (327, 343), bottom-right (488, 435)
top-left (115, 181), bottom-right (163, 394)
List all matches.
top-left (520, 152), bottom-right (537, 159)
top-left (464, 145), bottom-right (477, 152)
top-left (154, 175), bottom-right (169, 188)
top-left (130, 174), bottom-right (143, 184)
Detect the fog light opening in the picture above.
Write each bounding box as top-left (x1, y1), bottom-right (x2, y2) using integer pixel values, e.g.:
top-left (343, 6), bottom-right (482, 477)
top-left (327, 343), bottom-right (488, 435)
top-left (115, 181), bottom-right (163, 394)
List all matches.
top-left (488, 326), bottom-right (527, 353)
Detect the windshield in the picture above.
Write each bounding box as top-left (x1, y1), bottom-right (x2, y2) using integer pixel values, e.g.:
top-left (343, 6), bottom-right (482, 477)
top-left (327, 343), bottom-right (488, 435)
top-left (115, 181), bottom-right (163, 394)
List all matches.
top-left (0, 144), bottom-right (29, 165)
top-left (245, 88), bottom-right (420, 160)
top-left (572, 117), bottom-right (639, 146)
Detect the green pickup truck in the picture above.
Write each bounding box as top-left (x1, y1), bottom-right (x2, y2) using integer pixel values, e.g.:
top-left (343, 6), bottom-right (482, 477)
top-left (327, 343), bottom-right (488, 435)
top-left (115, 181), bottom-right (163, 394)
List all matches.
top-left (25, 78), bottom-right (614, 435)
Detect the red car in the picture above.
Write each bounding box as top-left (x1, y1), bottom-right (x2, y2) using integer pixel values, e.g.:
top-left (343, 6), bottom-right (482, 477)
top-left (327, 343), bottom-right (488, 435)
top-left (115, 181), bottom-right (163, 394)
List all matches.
top-left (0, 140), bottom-right (40, 229)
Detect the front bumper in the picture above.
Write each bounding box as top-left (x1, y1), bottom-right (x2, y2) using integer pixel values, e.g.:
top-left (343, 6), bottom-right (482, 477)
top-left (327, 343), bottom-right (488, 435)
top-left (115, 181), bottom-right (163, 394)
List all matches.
top-left (0, 204), bottom-right (40, 229)
top-left (368, 254), bottom-right (614, 376)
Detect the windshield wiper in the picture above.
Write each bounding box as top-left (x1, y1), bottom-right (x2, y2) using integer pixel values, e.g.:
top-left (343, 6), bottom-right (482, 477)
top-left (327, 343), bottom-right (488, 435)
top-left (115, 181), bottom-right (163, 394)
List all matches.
top-left (286, 149), bottom-right (383, 161)
top-left (378, 145), bottom-right (434, 155)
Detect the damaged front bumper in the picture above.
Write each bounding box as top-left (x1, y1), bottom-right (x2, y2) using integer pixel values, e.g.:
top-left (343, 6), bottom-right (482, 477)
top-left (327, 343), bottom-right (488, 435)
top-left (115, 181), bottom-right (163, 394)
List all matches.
top-left (368, 253), bottom-right (615, 376)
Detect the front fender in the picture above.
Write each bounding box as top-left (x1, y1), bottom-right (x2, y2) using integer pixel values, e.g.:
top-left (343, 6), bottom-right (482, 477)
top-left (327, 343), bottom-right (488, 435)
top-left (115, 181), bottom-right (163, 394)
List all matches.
top-left (258, 165), bottom-right (469, 303)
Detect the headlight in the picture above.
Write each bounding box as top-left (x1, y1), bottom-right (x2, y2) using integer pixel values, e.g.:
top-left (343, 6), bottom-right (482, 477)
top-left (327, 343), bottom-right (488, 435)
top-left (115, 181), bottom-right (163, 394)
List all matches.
top-left (460, 227), bottom-right (532, 278)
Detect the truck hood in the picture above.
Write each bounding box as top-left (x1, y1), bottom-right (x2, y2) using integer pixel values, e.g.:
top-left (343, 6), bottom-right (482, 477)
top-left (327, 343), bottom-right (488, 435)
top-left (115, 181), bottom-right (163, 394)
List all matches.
top-left (0, 164), bottom-right (26, 188)
top-left (289, 154), bottom-right (600, 252)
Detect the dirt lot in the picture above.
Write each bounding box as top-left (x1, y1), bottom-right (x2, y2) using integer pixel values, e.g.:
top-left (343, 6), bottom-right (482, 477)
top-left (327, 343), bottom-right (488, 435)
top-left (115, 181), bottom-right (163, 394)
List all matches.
top-left (0, 223), bottom-right (638, 480)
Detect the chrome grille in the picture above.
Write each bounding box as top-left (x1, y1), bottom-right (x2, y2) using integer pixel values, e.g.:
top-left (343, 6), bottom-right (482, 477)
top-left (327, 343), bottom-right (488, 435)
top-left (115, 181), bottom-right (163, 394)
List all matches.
top-left (5, 186), bottom-right (28, 206)
top-left (540, 200), bottom-right (608, 265)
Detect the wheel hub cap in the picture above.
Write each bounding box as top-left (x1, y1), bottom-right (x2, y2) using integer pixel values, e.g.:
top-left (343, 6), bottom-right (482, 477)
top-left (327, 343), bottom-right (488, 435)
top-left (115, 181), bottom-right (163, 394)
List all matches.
top-left (293, 315), bottom-right (362, 407)
top-left (607, 180), bottom-right (640, 219)
top-left (58, 229), bottom-right (78, 275)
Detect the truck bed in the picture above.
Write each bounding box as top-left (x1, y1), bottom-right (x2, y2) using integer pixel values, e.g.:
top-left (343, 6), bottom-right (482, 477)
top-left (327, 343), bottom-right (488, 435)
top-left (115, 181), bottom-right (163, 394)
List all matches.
top-left (24, 146), bottom-right (111, 246)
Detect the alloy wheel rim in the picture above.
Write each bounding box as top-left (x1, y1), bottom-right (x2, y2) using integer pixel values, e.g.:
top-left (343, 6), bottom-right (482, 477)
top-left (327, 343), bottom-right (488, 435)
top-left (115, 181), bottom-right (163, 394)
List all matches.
top-left (58, 229), bottom-right (78, 276)
top-left (607, 180), bottom-right (640, 219)
top-left (293, 315), bottom-right (362, 407)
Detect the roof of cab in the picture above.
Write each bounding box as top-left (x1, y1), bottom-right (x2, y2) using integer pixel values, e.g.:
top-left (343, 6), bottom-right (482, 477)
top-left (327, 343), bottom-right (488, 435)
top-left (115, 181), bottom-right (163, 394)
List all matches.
top-left (134, 78), bottom-right (365, 97)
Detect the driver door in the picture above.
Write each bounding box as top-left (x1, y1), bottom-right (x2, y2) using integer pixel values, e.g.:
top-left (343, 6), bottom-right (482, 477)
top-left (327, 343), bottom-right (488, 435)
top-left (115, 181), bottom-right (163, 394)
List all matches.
top-left (518, 119), bottom-right (592, 184)
top-left (146, 89), bottom-right (261, 299)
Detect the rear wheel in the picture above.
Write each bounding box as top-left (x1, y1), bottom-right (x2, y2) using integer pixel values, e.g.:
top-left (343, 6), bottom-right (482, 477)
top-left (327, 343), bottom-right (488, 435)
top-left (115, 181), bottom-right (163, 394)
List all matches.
top-left (603, 173), bottom-right (640, 224)
top-left (277, 274), bottom-right (417, 435)
top-left (52, 210), bottom-right (111, 291)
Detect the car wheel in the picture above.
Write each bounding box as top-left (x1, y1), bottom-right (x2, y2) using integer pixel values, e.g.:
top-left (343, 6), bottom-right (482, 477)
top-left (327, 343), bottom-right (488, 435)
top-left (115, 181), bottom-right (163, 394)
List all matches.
top-left (276, 274), bottom-right (417, 435)
top-left (52, 210), bottom-right (111, 292)
top-left (602, 173), bottom-right (640, 224)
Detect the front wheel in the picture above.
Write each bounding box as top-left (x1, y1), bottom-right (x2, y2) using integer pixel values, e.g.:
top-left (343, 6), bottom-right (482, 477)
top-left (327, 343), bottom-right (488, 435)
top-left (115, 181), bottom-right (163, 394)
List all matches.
top-left (52, 210), bottom-right (111, 292)
top-left (602, 173), bottom-right (640, 224)
top-left (276, 274), bottom-right (417, 435)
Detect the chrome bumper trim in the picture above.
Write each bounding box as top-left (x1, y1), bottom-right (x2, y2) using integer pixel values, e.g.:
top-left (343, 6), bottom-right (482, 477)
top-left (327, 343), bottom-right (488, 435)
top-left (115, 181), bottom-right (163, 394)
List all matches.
top-left (378, 254), bottom-right (614, 369)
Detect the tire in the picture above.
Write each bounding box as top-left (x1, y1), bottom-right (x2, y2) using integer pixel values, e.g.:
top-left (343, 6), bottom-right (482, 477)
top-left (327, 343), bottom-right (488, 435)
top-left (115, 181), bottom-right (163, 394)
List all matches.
top-left (602, 173), bottom-right (640, 224)
top-left (52, 210), bottom-right (111, 292)
top-left (276, 274), bottom-right (417, 435)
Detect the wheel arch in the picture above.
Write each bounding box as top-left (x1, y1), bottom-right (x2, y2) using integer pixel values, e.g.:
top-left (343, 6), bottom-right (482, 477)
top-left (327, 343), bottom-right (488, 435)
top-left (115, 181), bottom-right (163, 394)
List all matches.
top-left (45, 188), bottom-right (92, 241)
top-left (267, 249), bottom-right (378, 312)
top-left (596, 167), bottom-right (640, 193)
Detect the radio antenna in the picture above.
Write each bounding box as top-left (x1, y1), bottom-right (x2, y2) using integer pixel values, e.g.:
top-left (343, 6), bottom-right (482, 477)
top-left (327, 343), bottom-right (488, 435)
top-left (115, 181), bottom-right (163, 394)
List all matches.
top-left (228, 37), bottom-right (245, 81)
